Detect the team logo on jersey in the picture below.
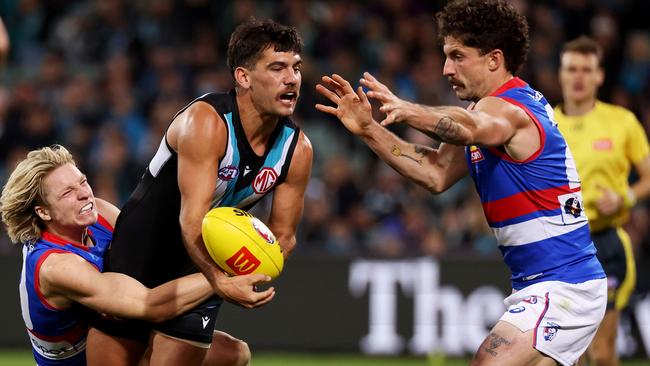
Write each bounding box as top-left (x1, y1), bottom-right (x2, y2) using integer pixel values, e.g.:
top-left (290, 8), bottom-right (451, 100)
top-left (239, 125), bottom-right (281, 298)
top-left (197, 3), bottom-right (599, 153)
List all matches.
top-left (251, 217), bottom-right (276, 244)
top-left (543, 322), bottom-right (560, 342)
top-left (218, 165), bottom-right (239, 181)
top-left (225, 246), bottom-right (261, 275)
top-left (253, 167), bottom-right (278, 194)
top-left (563, 197), bottom-right (582, 218)
top-left (469, 146), bottom-right (484, 163)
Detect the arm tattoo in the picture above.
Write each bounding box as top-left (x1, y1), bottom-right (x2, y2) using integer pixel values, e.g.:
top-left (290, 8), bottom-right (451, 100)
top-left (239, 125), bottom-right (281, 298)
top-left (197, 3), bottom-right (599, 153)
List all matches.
top-left (391, 145), bottom-right (422, 166)
top-left (433, 116), bottom-right (464, 144)
top-left (483, 333), bottom-right (511, 357)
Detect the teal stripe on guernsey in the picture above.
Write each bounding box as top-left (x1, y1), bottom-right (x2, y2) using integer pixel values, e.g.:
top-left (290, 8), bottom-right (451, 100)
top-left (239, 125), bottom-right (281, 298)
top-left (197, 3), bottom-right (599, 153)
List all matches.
top-left (214, 112), bottom-right (241, 207)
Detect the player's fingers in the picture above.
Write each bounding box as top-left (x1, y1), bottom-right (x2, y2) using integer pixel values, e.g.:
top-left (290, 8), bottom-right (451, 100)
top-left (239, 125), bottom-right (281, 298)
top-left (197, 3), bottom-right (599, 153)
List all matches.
top-left (357, 86), bottom-right (369, 105)
top-left (315, 104), bottom-right (338, 115)
top-left (331, 74), bottom-right (355, 95)
top-left (315, 84), bottom-right (340, 104)
top-left (242, 286), bottom-right (275, 308)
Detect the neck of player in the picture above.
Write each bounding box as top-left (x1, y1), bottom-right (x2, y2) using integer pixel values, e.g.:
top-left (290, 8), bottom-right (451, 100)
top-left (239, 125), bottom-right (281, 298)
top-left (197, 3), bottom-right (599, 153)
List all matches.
top-left (562, 95), bottom-right (597, 117)
top-left (237, 95), bottom-right (279, 155)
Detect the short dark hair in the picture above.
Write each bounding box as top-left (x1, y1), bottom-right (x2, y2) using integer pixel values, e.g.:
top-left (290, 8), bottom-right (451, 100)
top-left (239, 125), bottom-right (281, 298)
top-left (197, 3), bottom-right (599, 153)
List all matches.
top-left (226, 18), bottom-right (303, 75)
top-left (561, 36), bottom-right (603, 66)
top-left (436, 0), bottom-right (530, 74)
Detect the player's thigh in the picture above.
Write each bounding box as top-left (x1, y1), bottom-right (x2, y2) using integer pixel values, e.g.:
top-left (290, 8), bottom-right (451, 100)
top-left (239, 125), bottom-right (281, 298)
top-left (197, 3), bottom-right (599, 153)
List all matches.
top-left (471, 321), bottom-right (557, 366)
top-left (202, 330), bottom-right (250, 366)
top-left (148, 331), bottom-right (209, 366)
top-left (86, 326), bottom-right (147, 366)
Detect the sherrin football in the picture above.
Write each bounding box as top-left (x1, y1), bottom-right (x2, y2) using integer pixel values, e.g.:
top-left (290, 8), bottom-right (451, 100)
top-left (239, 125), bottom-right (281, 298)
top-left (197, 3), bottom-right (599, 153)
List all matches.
top-left (201, 207), bottom-right (284, 280)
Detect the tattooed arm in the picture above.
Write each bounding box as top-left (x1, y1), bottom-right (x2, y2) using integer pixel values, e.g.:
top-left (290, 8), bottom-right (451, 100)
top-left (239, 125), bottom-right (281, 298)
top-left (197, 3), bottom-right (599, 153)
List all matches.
top-left (315, 74), bottom-right (468, 193)
top-left (360, 73), bottom-right (540, 160)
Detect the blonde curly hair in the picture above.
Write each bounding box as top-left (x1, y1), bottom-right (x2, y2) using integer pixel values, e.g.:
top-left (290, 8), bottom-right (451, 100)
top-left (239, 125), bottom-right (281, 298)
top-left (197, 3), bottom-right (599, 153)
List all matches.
top-left (1, 145), bottom-right (75, 244)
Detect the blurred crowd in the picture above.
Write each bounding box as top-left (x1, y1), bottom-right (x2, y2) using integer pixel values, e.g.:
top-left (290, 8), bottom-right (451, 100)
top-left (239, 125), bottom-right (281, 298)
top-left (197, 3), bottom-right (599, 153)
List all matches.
top-left (0, 0), bottom-right (650, 289)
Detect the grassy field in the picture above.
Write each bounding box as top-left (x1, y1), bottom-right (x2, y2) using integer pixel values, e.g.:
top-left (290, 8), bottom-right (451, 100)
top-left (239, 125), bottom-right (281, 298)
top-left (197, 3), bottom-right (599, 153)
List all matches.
top-left (0, 350), bottom-right (648, 366)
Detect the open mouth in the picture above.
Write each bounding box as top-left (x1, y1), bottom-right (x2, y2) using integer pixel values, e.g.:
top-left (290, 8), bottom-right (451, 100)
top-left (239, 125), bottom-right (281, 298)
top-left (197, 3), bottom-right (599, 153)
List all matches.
top-left (279, 92), bottom-right (298, 104)
top-left (79, 202), bottom-right (94, 215)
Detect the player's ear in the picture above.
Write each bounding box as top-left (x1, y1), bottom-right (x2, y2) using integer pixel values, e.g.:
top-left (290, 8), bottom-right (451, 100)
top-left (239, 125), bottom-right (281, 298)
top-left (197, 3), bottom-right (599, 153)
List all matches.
top-left (34, 205), bottom-right (51, 222)
top-left (234, 67), bottom-right (251, 89)
top-left (488, 50), bottom-right (503, 72)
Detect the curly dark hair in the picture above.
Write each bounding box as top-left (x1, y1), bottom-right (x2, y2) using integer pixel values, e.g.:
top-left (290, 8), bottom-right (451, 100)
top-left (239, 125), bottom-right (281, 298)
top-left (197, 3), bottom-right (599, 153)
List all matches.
top-left (227, 17), bottom-right (303, 75)
top-left (436, 0), bottom-right (530, 74)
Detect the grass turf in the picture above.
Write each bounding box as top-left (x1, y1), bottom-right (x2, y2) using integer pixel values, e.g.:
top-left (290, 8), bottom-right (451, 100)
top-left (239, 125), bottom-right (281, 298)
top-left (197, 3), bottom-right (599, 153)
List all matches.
top-left (0, 350), bottom-right (647, 366)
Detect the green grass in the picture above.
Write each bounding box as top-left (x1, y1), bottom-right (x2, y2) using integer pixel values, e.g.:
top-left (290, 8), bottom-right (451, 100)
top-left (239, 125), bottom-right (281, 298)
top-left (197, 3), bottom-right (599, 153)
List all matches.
top-left (0, 350), bottom-right (647, 366)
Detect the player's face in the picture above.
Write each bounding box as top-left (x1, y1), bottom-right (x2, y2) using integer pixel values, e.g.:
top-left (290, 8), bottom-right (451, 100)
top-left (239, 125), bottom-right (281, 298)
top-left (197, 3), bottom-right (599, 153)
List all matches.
top-left (248, 47), bottom-right (302, 117)
top-left (37, 163), bottom-right (97, 239)
top-left (559, 52), bottom-right (603, 104)
top-left (443, 37), bottom-right (492, 101)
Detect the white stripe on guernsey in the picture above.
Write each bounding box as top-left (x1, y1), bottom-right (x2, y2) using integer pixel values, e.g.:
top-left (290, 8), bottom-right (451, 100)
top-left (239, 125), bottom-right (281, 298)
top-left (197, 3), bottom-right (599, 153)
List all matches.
top-left (28, 331), bottom-right (86, 360)
top-left (492, 216), bottom-right (588, 246)
top-left (20, 246), bottom-right (32, 329)
top-left (149, 138), bottom-right (173, 178)
top-left (214, 113), bottom-right (235, 199)
top-left (563, 143), bottom-right (581, 190)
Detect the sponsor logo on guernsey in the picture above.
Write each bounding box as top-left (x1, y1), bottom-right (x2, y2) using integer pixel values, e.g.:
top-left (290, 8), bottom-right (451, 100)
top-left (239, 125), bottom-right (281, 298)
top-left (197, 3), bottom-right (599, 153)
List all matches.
top-left (253, 167), bottom-right (278, 194)
top-left (508, 306), bottom-right (526, 313)
top-left (251, 218), bottom-right (275, 244)
top-left (469, 146), bottom-right (485, 163)
top-left (225, 246), bottom-right (261, 275)
top-left (543, 322), bottom-right (560, 342)
top-left (593, 138), bottom-right (613, 151)
top-left (563, 197), bottom-right (582, 218)
top-left (218, 165), bottom-right (239, 181)
top-left (523, 296), bottom-right (538, 304)
top-left (28, 332), bottom-right (85, 360)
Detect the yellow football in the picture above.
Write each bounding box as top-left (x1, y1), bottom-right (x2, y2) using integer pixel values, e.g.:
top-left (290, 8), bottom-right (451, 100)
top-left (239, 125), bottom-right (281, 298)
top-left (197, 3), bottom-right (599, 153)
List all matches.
top-left (201, 207), bottom-right (284, 280)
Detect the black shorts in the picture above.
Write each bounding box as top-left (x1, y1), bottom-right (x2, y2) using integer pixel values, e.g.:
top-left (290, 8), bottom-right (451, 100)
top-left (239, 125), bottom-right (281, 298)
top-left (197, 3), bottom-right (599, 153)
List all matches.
top-left (92, 296), bottom-right (223, 345)
top-left (591, 226), bottom-right (635, 310)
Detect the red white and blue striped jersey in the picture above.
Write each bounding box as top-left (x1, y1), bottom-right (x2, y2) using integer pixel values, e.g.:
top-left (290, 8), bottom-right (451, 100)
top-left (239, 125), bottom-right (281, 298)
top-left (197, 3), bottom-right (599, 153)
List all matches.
top-left (466, 77), bottom-right (605, 290)
top-left (19, 216), bottom-right (113, 365)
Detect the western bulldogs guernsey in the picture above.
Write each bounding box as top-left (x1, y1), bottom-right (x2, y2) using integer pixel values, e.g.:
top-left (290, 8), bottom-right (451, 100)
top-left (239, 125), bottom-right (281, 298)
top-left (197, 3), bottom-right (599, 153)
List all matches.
top-left (106, 90), bottom-right (301, 287)
top-left (467, 77), bottom-right (605, 290)
top-left (19, 217), bottom-right (113, 365)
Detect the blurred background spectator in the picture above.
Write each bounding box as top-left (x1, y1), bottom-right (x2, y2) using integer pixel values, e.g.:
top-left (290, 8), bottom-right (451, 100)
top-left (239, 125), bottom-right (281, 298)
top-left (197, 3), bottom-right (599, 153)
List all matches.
top-left (0, 0), bottom-right (649, 296)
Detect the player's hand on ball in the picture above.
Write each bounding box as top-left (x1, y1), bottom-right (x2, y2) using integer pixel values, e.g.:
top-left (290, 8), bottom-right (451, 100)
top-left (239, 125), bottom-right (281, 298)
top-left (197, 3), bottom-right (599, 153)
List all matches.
top-left (216, 272), bottom-right (275, 309)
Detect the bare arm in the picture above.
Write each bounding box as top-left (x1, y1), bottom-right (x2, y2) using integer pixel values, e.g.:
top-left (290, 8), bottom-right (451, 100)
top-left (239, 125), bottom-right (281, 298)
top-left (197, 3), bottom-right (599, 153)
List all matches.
top-left (360, 72), bottom-right (540, 161)
top-left (0, 18), bottom-right (8, 68)
top-left (268, 132), bottom-right (313, 258)
top-left (315, 74), bottom-right (467, 193)
top-left (40, 253), bottom-right (212, 323)
top-left (170, 102), bottom-right (274, 308)
top-left (95, 198), bottom-right (120, 228)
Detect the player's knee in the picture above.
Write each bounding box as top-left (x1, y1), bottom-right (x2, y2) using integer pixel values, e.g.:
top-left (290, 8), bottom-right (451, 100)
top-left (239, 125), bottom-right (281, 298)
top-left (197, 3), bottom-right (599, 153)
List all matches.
top-left (203, 338), bottom-right (250, 366)
top-left (233, 339), bottom-right (251, 366)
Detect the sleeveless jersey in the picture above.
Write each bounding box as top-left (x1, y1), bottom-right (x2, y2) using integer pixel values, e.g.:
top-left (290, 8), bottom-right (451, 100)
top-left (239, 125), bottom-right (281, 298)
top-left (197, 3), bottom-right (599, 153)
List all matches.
top-left (106, 90), bottom-right (301, 287)
top-left (19, 216), bottom-right (113, 365)
top-left (466, 77), bottom-right (605, 290)
top-left (555, 101), bottom-right (650, 232)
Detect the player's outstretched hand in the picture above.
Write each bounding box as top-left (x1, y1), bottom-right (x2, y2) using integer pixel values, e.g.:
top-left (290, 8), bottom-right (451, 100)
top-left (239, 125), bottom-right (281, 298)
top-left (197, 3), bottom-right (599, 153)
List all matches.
top-left (315, 74), bottom-right (373, 136)
top-left (360, 72), bottom-right (416, 126)
top-left (216, 273), bottom-right (275, 309)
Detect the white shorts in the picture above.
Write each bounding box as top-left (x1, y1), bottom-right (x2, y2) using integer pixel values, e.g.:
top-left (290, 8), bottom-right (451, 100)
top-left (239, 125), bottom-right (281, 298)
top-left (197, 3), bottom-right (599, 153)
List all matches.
top-left (500, 278), bottom-right (607, 366)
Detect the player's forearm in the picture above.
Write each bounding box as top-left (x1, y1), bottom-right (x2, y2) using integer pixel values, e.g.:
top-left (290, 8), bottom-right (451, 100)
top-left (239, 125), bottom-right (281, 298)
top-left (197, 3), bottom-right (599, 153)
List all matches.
top-left (404, 104), bottom-right (475, 145)
top-left (143, 273), bottom-right (212, 322)
top-left (360, 123), bottom-right (445, 193)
